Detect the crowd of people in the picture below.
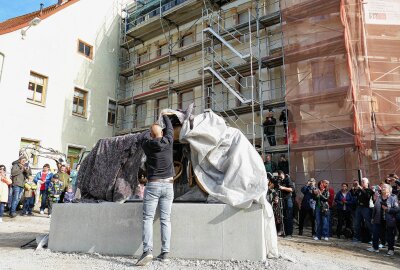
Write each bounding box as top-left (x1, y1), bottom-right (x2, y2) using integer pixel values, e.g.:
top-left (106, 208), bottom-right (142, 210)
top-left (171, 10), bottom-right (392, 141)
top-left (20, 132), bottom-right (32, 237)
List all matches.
top-left (0, 156), bottom-right (79, 221)
top-left (266, 165), bottom-right (400, 256)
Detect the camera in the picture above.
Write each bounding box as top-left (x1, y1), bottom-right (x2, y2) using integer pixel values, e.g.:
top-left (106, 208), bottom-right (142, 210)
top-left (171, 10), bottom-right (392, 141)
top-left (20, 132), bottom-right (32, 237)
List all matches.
top-left (267, 172), bottom-right (282, 190)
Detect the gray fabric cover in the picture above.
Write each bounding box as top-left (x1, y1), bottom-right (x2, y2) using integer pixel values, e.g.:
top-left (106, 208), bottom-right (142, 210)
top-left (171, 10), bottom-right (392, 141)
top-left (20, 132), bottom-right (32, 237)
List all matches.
top-left (75, 134), bottom-right (144, 203)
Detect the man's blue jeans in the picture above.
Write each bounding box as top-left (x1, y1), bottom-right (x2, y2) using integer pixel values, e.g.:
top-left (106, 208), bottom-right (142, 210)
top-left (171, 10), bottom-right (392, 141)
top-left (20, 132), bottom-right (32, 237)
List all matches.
top-left (283, 197), bottom-right (293, 236)
top-left (315, 207), bottom-right (329, 239)
top-left (10, 186), bottom-right (24, 215)
top-left (354, 206), bottom-right (372, 241)
top-left (39, 190), bottom-right (48, 212)
top-left (23, 197), bottom-right (35, 214)
top-left (0, 203), bottom-right (5, 217)
top-left (142, 182), bottom-right (174, 253)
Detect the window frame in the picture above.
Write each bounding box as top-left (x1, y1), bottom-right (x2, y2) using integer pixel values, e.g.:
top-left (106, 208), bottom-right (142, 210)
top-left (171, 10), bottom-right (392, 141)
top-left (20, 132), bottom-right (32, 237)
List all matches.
top-left (27, 71), bottom-right (48, 106)
top-left (72, 87), bottom-right (88, 118)
top-left (107, 98), bottom-right (117, 126)
top-left (67, 145), bottom-right (84, 169)
top-left (20, 138), bottom-right (40, 166)
top-left (77, 39), bottom-right (93, 60)
top-left (178, 90), bottom-right (194, 110)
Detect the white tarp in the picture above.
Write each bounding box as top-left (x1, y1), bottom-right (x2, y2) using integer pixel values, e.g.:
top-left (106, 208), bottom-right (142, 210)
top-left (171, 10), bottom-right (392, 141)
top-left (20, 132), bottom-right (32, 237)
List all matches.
top-left (179, 110), bottom-right (279, 258)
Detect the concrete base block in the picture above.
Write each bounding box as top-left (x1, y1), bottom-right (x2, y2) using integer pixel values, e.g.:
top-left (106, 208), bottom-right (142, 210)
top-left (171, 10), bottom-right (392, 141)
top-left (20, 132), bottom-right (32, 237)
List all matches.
top-left (49, 202), bottom-right (266, 261)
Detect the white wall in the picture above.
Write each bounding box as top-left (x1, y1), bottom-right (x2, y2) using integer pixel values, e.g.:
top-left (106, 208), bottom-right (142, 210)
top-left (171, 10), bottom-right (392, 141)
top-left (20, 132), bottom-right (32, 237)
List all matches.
top-left (0, 0), bottom-right (120, 171)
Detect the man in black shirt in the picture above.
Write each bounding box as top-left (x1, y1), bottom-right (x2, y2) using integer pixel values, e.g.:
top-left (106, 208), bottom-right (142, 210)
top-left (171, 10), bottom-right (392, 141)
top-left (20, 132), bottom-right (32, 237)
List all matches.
top-left (277, 170), bottom-right (295, 237)
top-left (353, 177), bottom-right (374, 242)
top-left (136, 114), bottom-right (175, 266)
top-left (263, 112), bottom-right (277, 146)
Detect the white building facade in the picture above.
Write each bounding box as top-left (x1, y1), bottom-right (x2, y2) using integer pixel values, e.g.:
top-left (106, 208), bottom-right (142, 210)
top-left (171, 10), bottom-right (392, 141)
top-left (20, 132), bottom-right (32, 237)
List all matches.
top-left (0, 0), bottom-right (120, 171)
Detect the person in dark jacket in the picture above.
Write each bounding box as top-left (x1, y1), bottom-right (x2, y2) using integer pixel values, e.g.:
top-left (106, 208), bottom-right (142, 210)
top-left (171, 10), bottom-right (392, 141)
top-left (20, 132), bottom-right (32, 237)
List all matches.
top-left (264, 154), bottom-right (277, 173)
top-left (313, 180), bottom-right (330, 241)
top-left (9, 157), bottom-right (31, 217)
top-left (353, 177), bottom-right (374, 242)
top-left (47, 174), bottom-right (63, 218)
top-left (298, 178), bottom-right (316, 236)
top-left (367, 184), bottom-right (399, 256)
top-left (277, 154), bottom-right (289, 175)
top-left (277, 170), bottom-right (294, 237)
top-left (263, 111), bottom-right (277, 146)
top-left (136, 113), bottom-right (175, 266)
top-left (335, 183), bottom-right (354, 238)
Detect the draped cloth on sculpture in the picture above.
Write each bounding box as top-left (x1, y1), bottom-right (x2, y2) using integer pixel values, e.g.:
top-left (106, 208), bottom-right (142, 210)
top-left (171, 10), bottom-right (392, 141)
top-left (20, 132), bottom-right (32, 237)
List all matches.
top-left (179, 110), bottom-right (279, 258)
top-left (74, 134), bottom-right (144, 203)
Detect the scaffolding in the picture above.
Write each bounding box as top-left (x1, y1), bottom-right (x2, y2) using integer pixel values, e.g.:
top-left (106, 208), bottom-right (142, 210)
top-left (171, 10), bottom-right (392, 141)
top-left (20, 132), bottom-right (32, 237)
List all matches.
top-left (115, 0), bottom-right (400, 194)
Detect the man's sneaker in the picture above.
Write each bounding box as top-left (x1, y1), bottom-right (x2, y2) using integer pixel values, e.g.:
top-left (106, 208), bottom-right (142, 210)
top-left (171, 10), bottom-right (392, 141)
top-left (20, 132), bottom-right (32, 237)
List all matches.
top-left (323, 237), bottom-right (329, 241)
top-left (367, 247), bottom-right (379, 253)
top-left (27, 213), bottom-right (34, 216)
top-left (21, 212), bottom-right (27, 216)
top-left (352, 239), bottom-right (361, 243)
top-left (378, 244), bottom-right (384, 249)
top-left (386, 250), bottom-right (394, 256)
top-left (136, 251), bottom-right (153, 266)
top-left (40, 210), bottom-right (44, 215)
top-left (156, 252), bottom-right (170, 262)
top-left (48, 215), bottom-right (51, 218)
top-left (313, 236), bottom-right (319, 240)
top-left (10, 213), bottom-right (17, 218)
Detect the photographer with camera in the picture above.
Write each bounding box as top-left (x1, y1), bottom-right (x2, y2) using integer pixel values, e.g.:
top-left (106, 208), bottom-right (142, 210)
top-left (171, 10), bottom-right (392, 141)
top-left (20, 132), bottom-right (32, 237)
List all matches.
top-left (313, 180), bottom-right (330, 241)
top-left (298, 178), bottom-right (316, 236)
top-left (353, 178), bottom-right (374, 243)
top-left (367, 184), bottom-right (399, 256)
top-left (9, 156), bottom-right (31, 218)
top-left (275, 170), bottom-right (295, 237)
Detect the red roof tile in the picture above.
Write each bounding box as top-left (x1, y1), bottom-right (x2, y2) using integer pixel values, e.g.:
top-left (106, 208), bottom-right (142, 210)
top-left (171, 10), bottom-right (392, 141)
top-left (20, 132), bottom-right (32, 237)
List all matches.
top-left (0, 0), bottom-right (80, 35)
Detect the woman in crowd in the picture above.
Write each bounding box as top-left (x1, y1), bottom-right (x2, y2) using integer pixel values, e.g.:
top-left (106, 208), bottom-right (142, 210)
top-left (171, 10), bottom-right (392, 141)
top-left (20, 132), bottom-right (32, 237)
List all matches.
top-left (335, 183), bottom-right (354, 238)
top-left (0, 165), bottom-right (12, 222)
top-left (367, 183), bottom-right (399, 256)
top-left (313, 180), bottom-right (330, 241)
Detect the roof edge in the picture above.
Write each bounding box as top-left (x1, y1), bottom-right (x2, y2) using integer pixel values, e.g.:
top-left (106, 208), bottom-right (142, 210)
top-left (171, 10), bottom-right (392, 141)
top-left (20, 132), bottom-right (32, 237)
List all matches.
top-left (0, 0), bottom-right (80, 35)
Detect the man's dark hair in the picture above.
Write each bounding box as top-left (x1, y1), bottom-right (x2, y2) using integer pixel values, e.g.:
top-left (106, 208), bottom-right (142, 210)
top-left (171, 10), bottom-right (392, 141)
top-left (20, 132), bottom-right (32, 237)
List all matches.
top-left (43, 164), bottom-right (50, 169)
top-left (341, 183), bottom-right (348, 187)
top-left (0, 165), bottom-right (6, 171)
top-left (277, 170), bottom-right (284, 176)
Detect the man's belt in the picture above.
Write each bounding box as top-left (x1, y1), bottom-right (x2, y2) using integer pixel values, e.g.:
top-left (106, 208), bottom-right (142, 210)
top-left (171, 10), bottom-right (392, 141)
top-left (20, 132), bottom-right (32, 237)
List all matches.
top-left (148, 177), bottom-right (173, 183)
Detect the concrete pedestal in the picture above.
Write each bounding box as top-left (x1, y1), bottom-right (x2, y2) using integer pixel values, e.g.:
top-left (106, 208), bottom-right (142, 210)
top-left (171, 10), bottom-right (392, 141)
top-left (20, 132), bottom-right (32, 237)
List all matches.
top-left (49, 202), bottom-right (266, 261)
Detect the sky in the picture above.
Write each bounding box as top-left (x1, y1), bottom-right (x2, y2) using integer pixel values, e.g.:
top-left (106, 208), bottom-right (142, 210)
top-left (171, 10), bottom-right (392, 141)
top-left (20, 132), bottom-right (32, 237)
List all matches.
top-left (0, 0), bottom-right (59, 22)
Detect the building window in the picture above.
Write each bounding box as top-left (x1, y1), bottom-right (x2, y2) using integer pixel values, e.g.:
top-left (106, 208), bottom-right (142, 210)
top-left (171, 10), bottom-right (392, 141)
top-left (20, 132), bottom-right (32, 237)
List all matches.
top-left (311, 60), bottom-right (337, 93)
top-left (20, 138), bottom-right (40, 166)
top-left (108, 99), bottom-right (116, 125)
top-left (27, 72), bottom-right (47, 105)
top-left (179, 90), bottom-right (194, 109)
top-left (158, 43), bottom-right (169, 69)
top-left (67, 146), bottom-right (83, 169)
top-left (135, 103), bottom-right (147, 128)
top-left (73, 88), bottom-right (88, 117)
top-left (137, 52), bottom-right (147, 65)
top-left (156, 97), bottom-right (168, 119)
top-left (238, 11), bottom-right (250, 42)
top-left (78, 39), bottom-right (93, 59)
top-left (238, 11), bottom-right (250, 25)
top-left (180, 33), bottom-right (194, 47)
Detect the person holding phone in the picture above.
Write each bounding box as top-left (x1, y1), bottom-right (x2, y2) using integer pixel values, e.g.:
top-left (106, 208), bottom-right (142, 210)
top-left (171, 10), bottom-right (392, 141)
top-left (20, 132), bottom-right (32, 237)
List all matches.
top-left (367, 184), bottom-right (399, 256)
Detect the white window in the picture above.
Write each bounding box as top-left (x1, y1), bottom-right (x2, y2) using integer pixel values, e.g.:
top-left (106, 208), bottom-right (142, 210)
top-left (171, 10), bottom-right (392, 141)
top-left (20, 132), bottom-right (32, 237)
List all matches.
top-left (27, 72), bottom-right (47, 105)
